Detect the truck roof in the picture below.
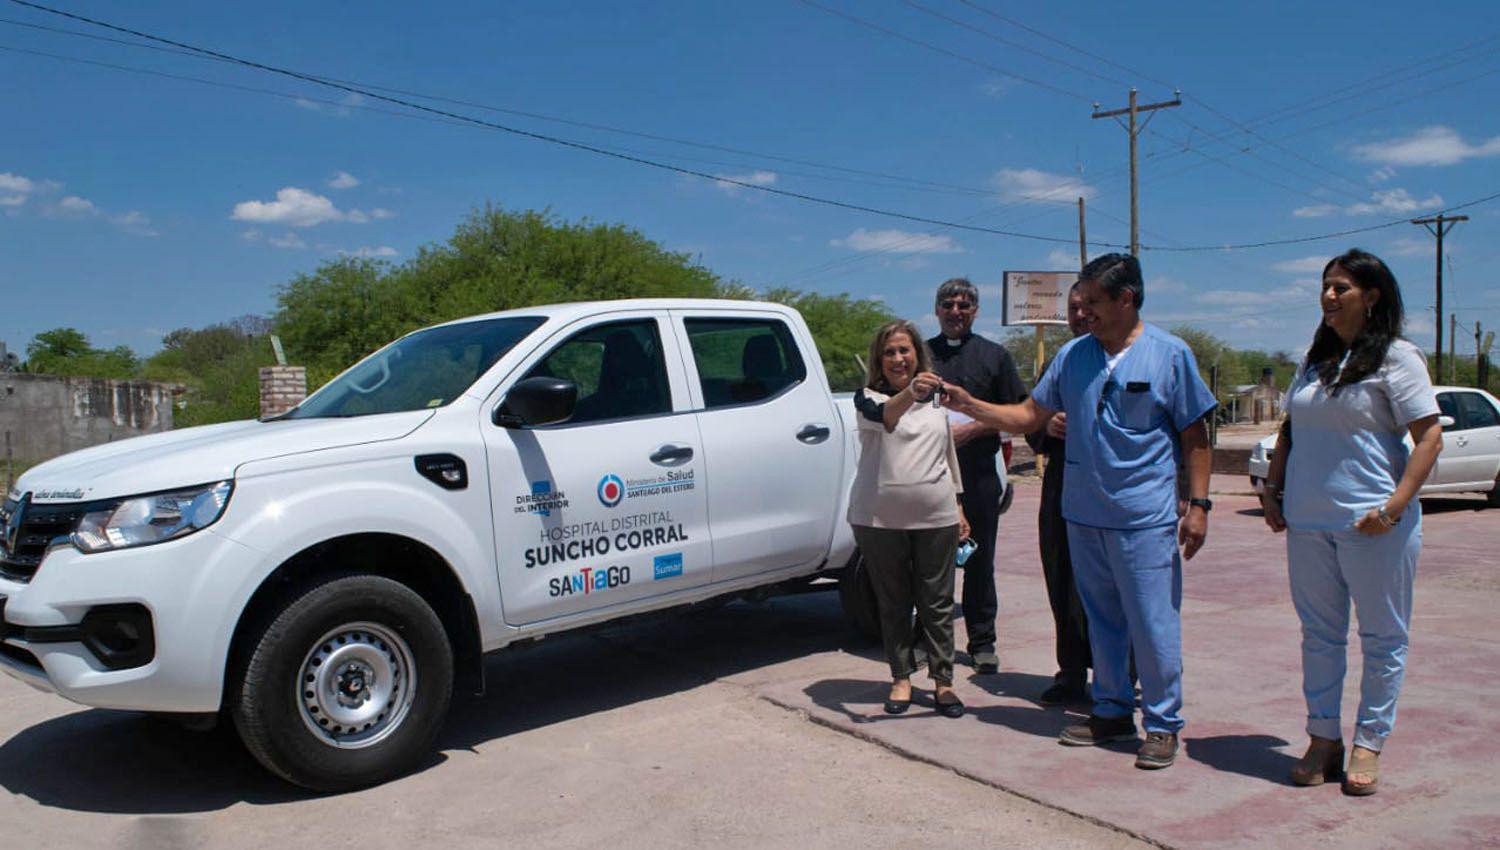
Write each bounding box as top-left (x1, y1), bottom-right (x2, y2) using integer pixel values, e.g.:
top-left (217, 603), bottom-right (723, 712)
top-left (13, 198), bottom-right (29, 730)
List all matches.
top-left (427, 298), bottom-right (799, 331)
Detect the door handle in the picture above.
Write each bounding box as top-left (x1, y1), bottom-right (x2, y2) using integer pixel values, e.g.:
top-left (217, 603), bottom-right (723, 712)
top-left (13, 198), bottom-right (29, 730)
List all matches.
top-left (650, 444), bottom-right (694, 465)
top-left (796, 423), bottom-right (832, 444)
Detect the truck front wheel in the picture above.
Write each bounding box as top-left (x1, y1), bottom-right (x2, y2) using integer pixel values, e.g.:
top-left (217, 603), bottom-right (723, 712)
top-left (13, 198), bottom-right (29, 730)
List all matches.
top-left (230, 573), bottom-right (454, 791)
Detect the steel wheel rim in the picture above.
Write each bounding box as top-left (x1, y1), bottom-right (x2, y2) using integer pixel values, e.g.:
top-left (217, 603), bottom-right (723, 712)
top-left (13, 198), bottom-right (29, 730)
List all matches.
top-left (296, 621), bottom-right (417, 749)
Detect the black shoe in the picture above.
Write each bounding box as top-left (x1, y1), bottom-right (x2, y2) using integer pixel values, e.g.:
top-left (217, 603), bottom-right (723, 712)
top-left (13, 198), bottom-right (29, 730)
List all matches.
top-left (1038, 680), bottom-right (1089, 706)
top-left (1059, 714), bottom-right (1137, 746)
top-left (969, 649), bottom-right (1000, 674)
top-left (935, 694), bottom-right (965, 719)
top-left (883, 698), bottom-right (911, 715)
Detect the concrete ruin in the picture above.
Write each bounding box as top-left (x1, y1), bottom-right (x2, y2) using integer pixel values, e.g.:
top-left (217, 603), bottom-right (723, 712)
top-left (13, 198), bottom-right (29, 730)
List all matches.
top-left (0, 373), bottom-right (182, 473)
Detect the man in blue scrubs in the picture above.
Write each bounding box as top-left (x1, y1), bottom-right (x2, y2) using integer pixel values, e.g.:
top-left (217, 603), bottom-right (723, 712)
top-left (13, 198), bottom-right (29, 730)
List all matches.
top-left (941, 253), bottom-right (1215, 770)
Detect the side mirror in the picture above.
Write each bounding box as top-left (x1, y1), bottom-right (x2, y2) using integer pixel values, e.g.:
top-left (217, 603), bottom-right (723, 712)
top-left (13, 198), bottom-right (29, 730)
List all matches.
top-left (494, 377), bottom-right (577, 428)
top-left (1437, 414), bottom-right (1456, 429)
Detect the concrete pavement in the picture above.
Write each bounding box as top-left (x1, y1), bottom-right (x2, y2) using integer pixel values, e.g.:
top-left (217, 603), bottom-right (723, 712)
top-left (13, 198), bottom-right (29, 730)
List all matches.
top-left (1, 487), bottom-right (1496, 848)
top-left (758, 487), bottom-right (1500, 849)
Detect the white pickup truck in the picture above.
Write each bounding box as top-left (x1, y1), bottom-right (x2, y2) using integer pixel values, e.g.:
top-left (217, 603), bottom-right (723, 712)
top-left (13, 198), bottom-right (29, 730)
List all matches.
top-left (0, 299), bottom-right (869, 790)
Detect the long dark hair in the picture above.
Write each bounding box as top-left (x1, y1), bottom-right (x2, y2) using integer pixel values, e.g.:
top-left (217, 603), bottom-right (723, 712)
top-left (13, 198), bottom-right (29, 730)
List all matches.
top-left (1304, 248), bottom-right (1405, 393)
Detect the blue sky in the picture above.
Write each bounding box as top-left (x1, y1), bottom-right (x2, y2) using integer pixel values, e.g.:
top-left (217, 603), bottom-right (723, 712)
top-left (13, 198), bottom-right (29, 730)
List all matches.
top-left (3, 0), bottom-right (1499, 363)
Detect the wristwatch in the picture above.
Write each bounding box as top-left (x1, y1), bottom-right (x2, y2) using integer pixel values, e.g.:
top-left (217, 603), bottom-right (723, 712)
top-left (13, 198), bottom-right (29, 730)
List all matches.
top-left (1188, 497), bottom-right (1213, 512)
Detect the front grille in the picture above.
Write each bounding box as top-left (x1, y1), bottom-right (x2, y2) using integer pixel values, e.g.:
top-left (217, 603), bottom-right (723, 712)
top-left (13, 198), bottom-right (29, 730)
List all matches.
top-left (0, 494), bottom-right (120, 582)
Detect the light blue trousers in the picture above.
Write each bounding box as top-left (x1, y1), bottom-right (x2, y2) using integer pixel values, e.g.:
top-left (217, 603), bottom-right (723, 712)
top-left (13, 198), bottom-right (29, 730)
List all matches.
top-left (1066, 522), bottom-right (1184, 734)
top-left (1286, 511), bottom-right (1420, 751)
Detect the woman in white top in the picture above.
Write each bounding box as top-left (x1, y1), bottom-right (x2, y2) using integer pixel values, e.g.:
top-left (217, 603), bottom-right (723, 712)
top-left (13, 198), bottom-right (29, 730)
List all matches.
top-left (1261, 249), bottom-right (1442, 796)
top-left (848, 320), bottom-right (970, 717)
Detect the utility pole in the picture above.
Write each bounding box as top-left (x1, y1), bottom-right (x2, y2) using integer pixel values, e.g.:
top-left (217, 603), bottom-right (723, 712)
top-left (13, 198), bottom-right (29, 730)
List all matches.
top-left (1449, 314), bottom-right (1458, 384)
top-left (1411, 214), bottom-right (1466, 379)
top-left (1092, 88), bottom-right (1182, 256)
top-left (1078, 196), bottom-right (1088, 270)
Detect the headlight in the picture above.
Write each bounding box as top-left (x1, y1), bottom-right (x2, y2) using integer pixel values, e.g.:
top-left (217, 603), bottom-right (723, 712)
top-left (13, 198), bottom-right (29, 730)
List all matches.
top-left (72, 481), bottom-right (233, 553)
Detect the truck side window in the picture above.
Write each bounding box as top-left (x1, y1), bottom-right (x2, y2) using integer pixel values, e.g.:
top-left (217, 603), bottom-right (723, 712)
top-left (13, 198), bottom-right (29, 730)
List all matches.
top-left (684, 318), bottom-right (806, 408)
top-left (1437, 392), bottom-right (1464, 431)
top-left (1457, 391), bottom-right (1498, 430)
top-left (524, 319), bottom-right (671, 424)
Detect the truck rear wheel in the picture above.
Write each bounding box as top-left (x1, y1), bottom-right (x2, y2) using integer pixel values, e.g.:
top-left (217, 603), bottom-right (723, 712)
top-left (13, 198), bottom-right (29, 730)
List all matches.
top-left (231, 573), bottom-right (453, 791)
top-left (838, 551), bottom-right (881, 643)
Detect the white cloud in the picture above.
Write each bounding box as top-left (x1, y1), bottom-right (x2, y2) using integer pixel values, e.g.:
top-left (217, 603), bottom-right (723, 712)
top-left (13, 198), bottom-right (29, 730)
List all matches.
top-left (268, 231), bottom-right (308, 249)
top-left (112, 210), bottom-right (158, 237)
top-left (981, 78), bottom-right (1016, 98)
top-left (1368, 166), bottom-right (1396, 183)
top-left (345, 209), bottom-right (370, 223)
top-left (0, 173), bottom-right (35, 193)
top-left (55, 195), bottom-right (98, 216)
top-left (1046, 248), bottom-right (1081, 270)
top-left (1347, 188), bottom-right (1442, 216)
top-left (1352, 126), bottom-right (1500, 167)
top-left (231, 187), bottom-right (351, 227)
top-left (830, 228), bottom-right (963, 254)
top-left (370, 207), bottom-right (395, 220)
top-left (1149, 275), bottom-right (1188, 295)
top-left (241, 229), bottom-right (263, 242)
top-left (1271, 256), bottom-right (1329, 274)
top-left (327, 170), bottom-right (360, 189)
top-left (0, 195), bottom-right (24, 207)
top-left (344, 245), bottom-right (398, 258)
top-left (294, 93), bottom-right (365, 118)
top-left (1385, 236), bottom-right (1431, 258)
top-left (1293, 203), bottom-right (1339, 218)
top-left (713, 170), bottom-right (777, 195)
top-left (993, 168), bottom-right (1096, 203)
top-left (1293, 188), bottom-right (1442, 219)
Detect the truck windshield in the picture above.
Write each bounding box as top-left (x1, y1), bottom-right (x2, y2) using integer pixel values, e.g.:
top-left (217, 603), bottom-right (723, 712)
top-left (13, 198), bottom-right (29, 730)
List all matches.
top-left (283, 316), bottom-right (546, 419)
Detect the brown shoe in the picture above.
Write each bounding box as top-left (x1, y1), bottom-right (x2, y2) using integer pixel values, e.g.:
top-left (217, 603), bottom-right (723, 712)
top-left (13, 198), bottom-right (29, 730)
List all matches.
top-left (1290, 736), bottom-right (1344, 786)
top-left (1135, 731), bottom-right (1178, 769)
top-left (1059, 715), bottom-right (1137, 746)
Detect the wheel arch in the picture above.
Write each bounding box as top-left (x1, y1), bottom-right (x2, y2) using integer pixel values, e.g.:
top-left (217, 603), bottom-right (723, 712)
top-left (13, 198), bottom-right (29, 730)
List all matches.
top-left (223, 532), bottom-right (484, 709)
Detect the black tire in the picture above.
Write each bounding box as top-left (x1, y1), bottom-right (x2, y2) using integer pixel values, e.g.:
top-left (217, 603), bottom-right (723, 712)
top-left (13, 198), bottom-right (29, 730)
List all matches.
top-left (1488, 473), bottom-right (1500, 508)
top-left (230, 573), bottom-right (454, 792)
top-left (997, 481), bottom-right (1014, 517)
top-left (838, 551), bottom-right (881, 643)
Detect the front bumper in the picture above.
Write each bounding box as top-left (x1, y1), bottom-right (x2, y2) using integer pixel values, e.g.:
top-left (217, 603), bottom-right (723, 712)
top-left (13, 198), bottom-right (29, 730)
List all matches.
top-left (0, 527), bottom-right (266, 713)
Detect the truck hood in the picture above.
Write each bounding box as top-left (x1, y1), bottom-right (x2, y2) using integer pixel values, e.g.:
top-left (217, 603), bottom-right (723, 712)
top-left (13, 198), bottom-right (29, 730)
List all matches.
top-left (14, 410), bottom-right (435, 504)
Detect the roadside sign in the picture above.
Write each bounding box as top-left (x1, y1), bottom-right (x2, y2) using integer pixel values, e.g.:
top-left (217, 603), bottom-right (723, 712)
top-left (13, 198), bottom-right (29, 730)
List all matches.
top-left (1002, 271), bottom-right (1076, 326)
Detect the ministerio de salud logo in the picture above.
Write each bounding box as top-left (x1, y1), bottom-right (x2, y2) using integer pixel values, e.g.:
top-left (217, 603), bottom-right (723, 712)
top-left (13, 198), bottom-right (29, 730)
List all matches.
top-left (597, 474), bottom-right (624, 508)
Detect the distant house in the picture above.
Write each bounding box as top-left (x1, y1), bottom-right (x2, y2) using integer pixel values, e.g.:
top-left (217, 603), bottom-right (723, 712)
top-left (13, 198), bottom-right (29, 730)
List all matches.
top-left (1224, 367), bottom-right (1281, 424)
top-left (1, 372), bottom-right (182, 471)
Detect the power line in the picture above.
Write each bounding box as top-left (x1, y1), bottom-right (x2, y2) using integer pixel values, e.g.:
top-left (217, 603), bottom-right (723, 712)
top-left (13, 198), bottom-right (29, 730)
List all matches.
top-left (793, 0), bottom-right (1094, 101)
top-left (5, 0), bottom-right (1133, 248)
top-left (1146, 189), bottom-right (1500, 252)
top-left (9, 0), bottom-right (1495, 258)
top-left (899, 0), bottom-right (1132, 88)
top-left (0, 15), bottom-right (1010, 200)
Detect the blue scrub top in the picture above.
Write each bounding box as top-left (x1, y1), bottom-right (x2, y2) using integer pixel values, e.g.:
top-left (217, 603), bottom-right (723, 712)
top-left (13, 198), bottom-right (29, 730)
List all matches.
top-left (1032, 323), bottom-right (1217, 529)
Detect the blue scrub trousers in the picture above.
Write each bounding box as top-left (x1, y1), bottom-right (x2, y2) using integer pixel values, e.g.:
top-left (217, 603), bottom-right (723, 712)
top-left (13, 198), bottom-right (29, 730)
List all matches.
top-left (1286, 511), bottom-right (1420, 752)
top-left (1067, 522), bottom-right (1184, 734)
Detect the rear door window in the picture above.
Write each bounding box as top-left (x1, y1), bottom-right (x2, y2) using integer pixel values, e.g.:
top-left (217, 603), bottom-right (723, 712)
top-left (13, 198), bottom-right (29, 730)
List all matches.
top-left (683, 318), bottom-right (806, 409)
top-left (1456, 391), bottom-right (1499, 430)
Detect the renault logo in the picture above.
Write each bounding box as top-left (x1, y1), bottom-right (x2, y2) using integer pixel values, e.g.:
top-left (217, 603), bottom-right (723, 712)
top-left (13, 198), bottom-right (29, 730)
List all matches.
top-left (1, 492), bottom-right (27, 556)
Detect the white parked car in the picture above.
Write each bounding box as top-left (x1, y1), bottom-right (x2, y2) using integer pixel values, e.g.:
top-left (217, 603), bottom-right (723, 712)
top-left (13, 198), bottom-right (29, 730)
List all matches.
top-left (1249, 385), bottom-right (1500, 506)
top-left (1, 299), bottom-right (867, 790)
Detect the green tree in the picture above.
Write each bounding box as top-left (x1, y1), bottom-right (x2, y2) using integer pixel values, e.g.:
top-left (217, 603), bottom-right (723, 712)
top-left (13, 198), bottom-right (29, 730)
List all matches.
top-left (141, 322), bottom-right (276, 427)
top-left (273, 204), bottom-right (893, 394)
top-left (24, 327), bottom-right (138, 378)
top-left (1001, 324), bottom-right (1077, 385)
top-left (759, 288), bottom-right (896, 391)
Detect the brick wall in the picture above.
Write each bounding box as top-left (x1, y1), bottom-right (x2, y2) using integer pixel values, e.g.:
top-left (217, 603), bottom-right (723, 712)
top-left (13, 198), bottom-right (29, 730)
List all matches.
top-left (259, 366), bottom-right (307, 418)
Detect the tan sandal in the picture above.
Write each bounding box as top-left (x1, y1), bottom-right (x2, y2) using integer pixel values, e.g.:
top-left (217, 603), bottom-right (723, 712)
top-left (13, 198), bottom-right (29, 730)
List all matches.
top-left (1290, 736), bottom-right (1344, 786)
top-left (1341, 746), bottom-right (1380, 797)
